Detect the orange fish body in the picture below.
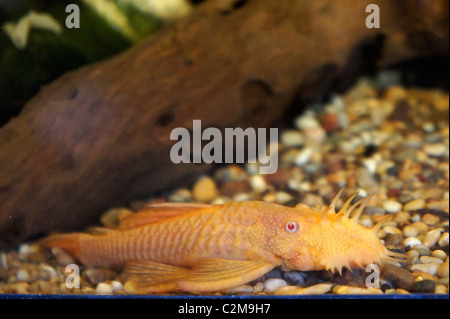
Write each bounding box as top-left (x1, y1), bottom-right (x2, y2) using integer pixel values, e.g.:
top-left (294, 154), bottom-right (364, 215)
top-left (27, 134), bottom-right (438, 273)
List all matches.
top-left (40, 190), bottom-right (403, 293)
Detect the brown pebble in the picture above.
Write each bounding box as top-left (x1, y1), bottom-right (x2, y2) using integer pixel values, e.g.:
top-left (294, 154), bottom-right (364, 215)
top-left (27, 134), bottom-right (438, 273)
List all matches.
top-left (52, 248), bottom-right (76, 266)
top-left (320, 113), bottom-right (340, 132)
top-left (381, 264), bottom-right (415, 291)
top-left (85, 268), bottom-right (118, 286)
top-left (264, 168), bottom-right (291, 190)
top-left (220, 180), bottom-right (250, 197)
top-left (422, 213), bottom-right (440, 226)
top-left (385, 234), bottom-right (403, 246)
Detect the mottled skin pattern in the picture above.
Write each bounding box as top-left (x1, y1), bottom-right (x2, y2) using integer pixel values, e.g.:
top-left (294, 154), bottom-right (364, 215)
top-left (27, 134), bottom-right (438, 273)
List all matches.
top-left (40, 193), bottom-right (403, 292)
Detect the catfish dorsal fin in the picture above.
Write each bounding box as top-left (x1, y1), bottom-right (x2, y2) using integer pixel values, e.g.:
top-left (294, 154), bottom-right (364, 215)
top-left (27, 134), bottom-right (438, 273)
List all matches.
top-left (118, 202), bottom-right (215, 229)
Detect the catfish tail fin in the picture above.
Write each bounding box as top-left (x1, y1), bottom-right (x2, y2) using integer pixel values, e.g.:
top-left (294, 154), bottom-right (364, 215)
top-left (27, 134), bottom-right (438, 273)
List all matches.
top-left (38, 233), bottom-right (83, 260)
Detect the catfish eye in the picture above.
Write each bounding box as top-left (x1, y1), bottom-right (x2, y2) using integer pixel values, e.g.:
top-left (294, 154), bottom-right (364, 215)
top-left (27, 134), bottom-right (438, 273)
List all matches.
top-left (285, 221), bottom-right (299, 233)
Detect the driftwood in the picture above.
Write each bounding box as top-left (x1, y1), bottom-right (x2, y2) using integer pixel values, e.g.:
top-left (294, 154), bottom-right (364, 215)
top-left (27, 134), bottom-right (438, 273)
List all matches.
top-left (0, 0), bottom-right (448, 249)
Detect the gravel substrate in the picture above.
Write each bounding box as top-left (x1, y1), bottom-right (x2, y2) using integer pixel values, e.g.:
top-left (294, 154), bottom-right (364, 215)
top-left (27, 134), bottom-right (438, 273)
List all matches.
top-left (0, 77), bottom-right (448, 296)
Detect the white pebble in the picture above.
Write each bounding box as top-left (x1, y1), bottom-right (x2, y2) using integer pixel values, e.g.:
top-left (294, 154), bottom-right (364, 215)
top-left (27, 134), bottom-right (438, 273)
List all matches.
top-left (411, 263), bottom-right (439, 276)
top-left (111, 281), bottom-right (124, 292)
top-left (420, 256), bottom-right (444, 264)
top-left (438, 232), bottom-right (449, 247)
top-left (362, 158), bottom-right (378, 175)
top-left (16, 269), bottom-right (30, 282)
top-left (295, 111), bottom-right (320, 130)
top-left (250, 175), bottom-right (267, 193)
top-left (18, 244), bottom-right (38, 262)
top-left (233, 193), bottom-right (251, 202)
top-left (359, 216), bottom-right (373, 228)
top-left (274, 191), bottom-right (293, 204)
top-left (403, 237), bottom-right (422, 248)
top-left (264, 278), bottom-right (287, 293)
top-left (281, 130), bottom-right (304, 147)
top-left (423, 229), bottom-right (442, 247)
top-left (423, 143), bottom-right (447, 157)
top-left (96, 283), bottom-right (113, 294)
top-left (383, 200), bottom-right (402, 213)
top-left (294, 147), bottom-right (314, 166)
top-left (39, 264), bottom-right (58, 280)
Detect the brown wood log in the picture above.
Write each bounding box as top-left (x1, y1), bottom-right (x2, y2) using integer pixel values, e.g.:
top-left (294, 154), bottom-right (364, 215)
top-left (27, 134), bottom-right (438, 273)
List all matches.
top-left (0, 0), bottom-right (448, 249)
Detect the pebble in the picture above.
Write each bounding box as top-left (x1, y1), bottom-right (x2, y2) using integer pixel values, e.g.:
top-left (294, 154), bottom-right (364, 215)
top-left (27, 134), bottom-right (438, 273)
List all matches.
top-left (413, 245), bottom-right (431, 256)
top-left (411, 263), bottom-right (439, 276)
top-left (423, 143), bottom-right (447, 157)
top-left (274, 283), bottom-right (333, 295)
top-left (431, 250), bottom-right (447, 260)
top-left (435, 285), bottom-right (448, 294)
top-left (51, 248), bottom-right (76, 266)
top-left (423, 229), bottom-right (442, 247)
top-left (294, 147), bottom-right (314, 166)
top-left (16, 269), bottom-right (30, 282)
top-left (192, 176), bottom-right (218, 203)
top-left (355, 166), bottom-right (376, 188)
top-left (383, 226), bottom-right (402, 235)
top-left (225, 285), bottom-right (253, 294)
top-left (38, 264), bottom-right (57, 280)
top-left (381, 264), bottom-right (415, 290)
top-left (85, 268), bottom-right (117, 285)
top-left (100, 208), bottom-right (132, 227)
top-left (404, 199), bottom-right (426, 211)
top-left (252, 282), bottom-right (265, 294)
top-left (411, 221), bottom-right (429, 234)
top-left (264, 278), bottom-right (287, 293)
top-left (274, 191), bottom-right (294, 204)
top-left (403, 237), bottom-right (422, 248)
top-left (168, 188), bottom-right (192, 202)
top-left (412, 279), bottom-right (436, 293)
top-left (249, 175), bottom-right (267, 193)
top-left (111, 280), bottom-right (124, 292)
top-left (333, 286), bottom-right (383, 295)
top-left (95, 283), bottom-right (113, 295)
top-left (383, 200), bottom-right (402, 213)
top-left (437, 262), bottom-right (449, 278)
top-left (282, 271), bottom-right (306, 286)
top-left (420, 256), bottom-right (444, 265)
top-left (272, 285), bottom-right (303, 295)
top-left (395, 211), bottom-right (410, 224)
top-left (438, 232), bottom-right (449, 247)
top-left (403, 225), bottom-right (419, 237)
top-left (362, 158), bottom-right (378, 175)
top-left (281, 130), bottom-right (304, 147)
top-left (422, 214), bottom-right (440, 226)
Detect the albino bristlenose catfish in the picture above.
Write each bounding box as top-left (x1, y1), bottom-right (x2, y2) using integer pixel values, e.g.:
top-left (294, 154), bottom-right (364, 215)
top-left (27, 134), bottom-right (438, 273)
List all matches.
top-left (40, 189), bottom-right (404, 293)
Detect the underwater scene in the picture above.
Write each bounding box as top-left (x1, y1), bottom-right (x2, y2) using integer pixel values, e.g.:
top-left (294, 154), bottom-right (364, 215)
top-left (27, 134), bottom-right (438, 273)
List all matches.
top-left (0, 0), bottom-right (448, 303)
